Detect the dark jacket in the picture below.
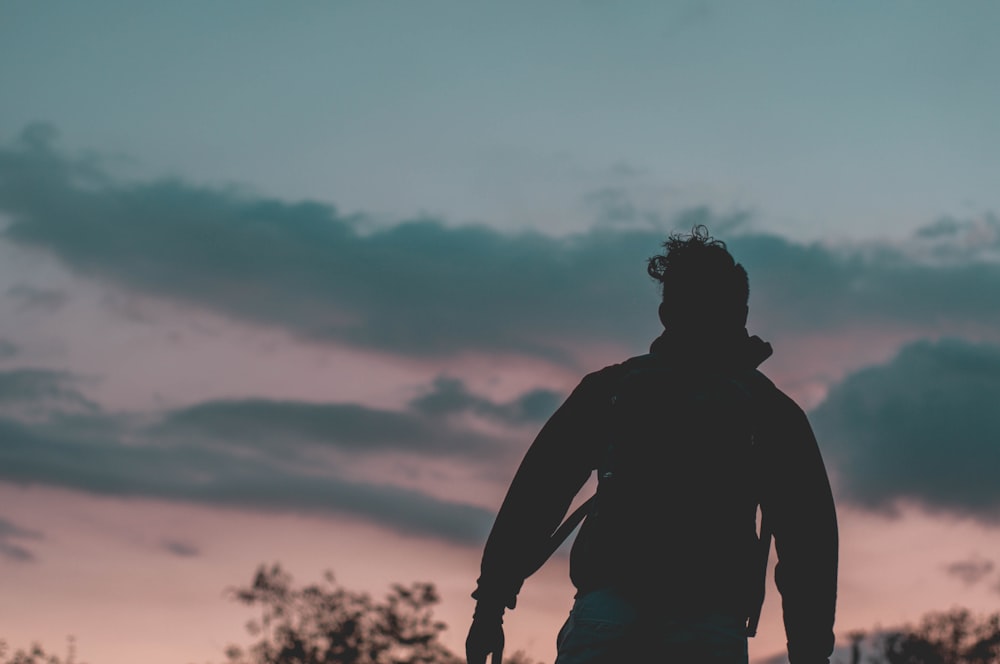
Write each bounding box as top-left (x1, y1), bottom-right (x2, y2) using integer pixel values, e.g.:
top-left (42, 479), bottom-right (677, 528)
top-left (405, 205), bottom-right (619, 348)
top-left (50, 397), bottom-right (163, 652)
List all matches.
top-left (472, 330), bottom-right (838, 663)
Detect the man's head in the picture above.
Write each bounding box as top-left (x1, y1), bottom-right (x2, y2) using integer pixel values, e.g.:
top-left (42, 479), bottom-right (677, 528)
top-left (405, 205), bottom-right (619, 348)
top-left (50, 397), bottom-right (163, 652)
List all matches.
top-left (647, 225), bottom-right (749, 335)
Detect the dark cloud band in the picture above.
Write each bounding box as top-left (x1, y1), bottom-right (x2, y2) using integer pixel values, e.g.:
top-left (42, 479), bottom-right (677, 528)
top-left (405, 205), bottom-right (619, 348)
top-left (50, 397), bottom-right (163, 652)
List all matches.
top-left (812, 339), bottom-right (1000, 524)
top-left (4, 125), bottom-right (1000, 368)
top-left (0, 415), bottom-right (496, 545)
top-left (0, 370), bottom-right (556, 545)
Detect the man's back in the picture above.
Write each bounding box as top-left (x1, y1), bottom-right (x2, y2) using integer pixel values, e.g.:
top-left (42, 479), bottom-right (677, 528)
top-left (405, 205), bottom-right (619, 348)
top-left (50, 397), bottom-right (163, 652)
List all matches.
top-left (567, 344), bottom-right (770, 617)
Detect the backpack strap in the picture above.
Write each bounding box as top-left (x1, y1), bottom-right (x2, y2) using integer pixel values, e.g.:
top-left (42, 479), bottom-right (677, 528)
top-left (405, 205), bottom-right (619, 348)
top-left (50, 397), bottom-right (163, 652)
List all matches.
top-left (521, 494), bottom-right (596, 579)
top-left (732, 370), bottom-right (773, 637)
top-left (746, 511), bottom-right (773, 636)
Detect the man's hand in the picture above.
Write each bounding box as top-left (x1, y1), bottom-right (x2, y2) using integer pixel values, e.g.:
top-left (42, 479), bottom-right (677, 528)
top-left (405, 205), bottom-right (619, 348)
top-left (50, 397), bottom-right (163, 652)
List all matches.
top-left (466, 603), bottom-right (505, 664)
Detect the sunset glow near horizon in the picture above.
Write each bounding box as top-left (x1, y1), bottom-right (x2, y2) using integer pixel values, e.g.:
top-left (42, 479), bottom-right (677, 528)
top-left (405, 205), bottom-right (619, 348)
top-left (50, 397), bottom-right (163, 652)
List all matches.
top-left (2, 3), bottom-right (1000, 664)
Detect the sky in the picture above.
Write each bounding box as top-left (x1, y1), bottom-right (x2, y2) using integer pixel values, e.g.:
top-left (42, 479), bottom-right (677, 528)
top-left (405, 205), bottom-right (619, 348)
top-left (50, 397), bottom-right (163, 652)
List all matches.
top-left (1, 1), bottom-right (999, 663)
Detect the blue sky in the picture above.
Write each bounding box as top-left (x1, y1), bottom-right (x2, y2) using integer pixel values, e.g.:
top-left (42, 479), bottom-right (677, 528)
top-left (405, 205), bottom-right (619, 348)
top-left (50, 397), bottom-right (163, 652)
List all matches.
top-left (4, 1), bottom-right (998, 240)
top-left (2, 3), bottom-right (1000, 664)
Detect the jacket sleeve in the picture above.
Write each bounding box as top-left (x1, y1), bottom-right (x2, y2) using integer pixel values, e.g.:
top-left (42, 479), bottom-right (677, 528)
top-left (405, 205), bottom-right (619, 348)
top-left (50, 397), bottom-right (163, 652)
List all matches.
top-left (761, 393), bottom-right (839, 664)
top-left (472, 369), bottom-right (614, 610)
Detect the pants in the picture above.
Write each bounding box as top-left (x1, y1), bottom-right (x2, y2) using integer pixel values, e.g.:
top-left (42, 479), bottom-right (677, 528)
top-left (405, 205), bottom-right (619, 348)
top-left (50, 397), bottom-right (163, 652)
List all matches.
top-left (554, 587), bottom-right (749, 664)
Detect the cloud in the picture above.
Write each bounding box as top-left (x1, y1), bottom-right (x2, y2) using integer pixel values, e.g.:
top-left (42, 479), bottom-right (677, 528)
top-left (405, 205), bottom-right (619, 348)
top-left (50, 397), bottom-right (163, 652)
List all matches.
top-left (4, 125), bottom-right (1000, 372)
top-left (0, 372), bottom-right (559, 545)
top-left (4, 125), bottom-right (1000, 371)
top-left (161, 539), bottom-right (200, 558)
top-left (6, 284), bottom-right (69, 312)
top-left (409, 376), bottom-right (562, 425)
top-left (152, 396), bottom-right (508, 461)
top-left (0, 413), bottom-right (496, 545)
top-left (152, 377), bottom-right (558, 460)
top-left (0, 369), bottom-right (98, 413)
top-left (0, 125), bottom-right (667, 364)
top-left (944, 555), bottom-right (995, 586)
top-left (0, 339), bottom-right (17, 358)
top-left (912, 213), bottom-right (1000, 261)
top-left (811, 339), bottom-right (1000, 524)
top-left (584, 187), bottom-right (643, 226)
top-left (0, 517), bottom-right (43, 563)
top-left (6, 125), bottom-right (1000, 539)
top-left (731, 232), bottom-right (1000, 338)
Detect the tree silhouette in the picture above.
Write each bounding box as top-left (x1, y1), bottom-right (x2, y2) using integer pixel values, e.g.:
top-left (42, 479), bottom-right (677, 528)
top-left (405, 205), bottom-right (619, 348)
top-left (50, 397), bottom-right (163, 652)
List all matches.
top-left (6, 574), bottom-right (999, 664)
top-left (222, 563), bottom-right (463, 664)
top-left (860, 608), bottom-right (1000, 664)
top-left (0, 637), bottom-right (81, 664)
top-left (2, 564), bottom-right (542, 664)
top-left (223, 563), bottom-right (539, 664)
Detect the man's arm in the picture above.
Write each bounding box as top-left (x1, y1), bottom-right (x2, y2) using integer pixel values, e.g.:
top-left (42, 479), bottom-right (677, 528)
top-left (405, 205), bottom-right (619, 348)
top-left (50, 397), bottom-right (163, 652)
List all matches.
top-left (472, 369), bottom-right (615, 610)
top-left (762, 394), bottom-right (839, 664)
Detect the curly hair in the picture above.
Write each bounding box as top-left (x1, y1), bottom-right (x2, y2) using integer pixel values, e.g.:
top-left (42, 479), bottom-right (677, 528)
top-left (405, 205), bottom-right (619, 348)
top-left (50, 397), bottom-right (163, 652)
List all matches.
top-left (647, 225), bottom-right (748, 328)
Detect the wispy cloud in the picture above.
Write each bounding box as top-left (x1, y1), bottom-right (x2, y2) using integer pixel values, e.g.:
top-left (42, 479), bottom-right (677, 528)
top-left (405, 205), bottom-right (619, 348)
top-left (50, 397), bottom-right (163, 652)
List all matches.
top-left (0, 369), bottom-right (98, 414)
top-left (6, 284), bottom-right (69, 312)
top-left (944, 555), bottom-right (995, 586)
top-left (0, 517), bottom-right (44, 563)
top-left (161, 539), bottom-right (200, 558)
top-left (152, 396), bottom-right (510, 460)
top-left (913, 213), bottom-right (1000, 261)
top-left (409, 376), bottom-right (561, 425)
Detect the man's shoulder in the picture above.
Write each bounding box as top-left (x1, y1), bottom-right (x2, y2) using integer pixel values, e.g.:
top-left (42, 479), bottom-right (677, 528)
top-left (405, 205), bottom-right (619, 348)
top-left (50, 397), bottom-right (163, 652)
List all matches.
top-left (745, 370), bottom-right (814, 433)
top-left (580, 354), bottom-right (655, 384)
top-left (564, 355), bottom-right (653, 403)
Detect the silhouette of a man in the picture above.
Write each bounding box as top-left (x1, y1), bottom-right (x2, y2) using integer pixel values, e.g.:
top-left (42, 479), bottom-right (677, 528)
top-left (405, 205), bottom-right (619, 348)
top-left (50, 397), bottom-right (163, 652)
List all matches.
top-left (466, 226), bottom-right (838, 664)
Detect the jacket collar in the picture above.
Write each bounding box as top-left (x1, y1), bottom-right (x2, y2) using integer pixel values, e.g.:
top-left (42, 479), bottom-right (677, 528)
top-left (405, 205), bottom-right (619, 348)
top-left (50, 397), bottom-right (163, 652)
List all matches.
top-left (648, 327), bottom-right (773, 371)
